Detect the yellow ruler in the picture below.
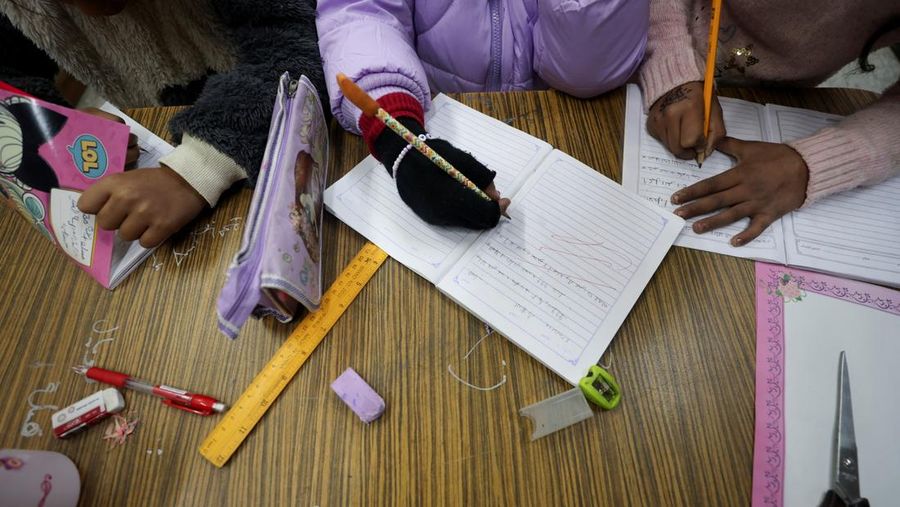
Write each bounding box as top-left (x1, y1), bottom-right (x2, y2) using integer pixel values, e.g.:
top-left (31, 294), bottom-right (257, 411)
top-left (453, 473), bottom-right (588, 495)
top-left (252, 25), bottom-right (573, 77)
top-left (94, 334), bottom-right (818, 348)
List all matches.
top-left (199, 242), bottom-right (388, 467)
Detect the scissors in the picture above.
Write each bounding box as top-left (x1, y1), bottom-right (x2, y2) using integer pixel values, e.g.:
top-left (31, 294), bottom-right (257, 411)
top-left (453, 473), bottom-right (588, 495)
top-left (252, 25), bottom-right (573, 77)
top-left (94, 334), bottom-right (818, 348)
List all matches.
top-left (820, 351), bottom-right (869, 507)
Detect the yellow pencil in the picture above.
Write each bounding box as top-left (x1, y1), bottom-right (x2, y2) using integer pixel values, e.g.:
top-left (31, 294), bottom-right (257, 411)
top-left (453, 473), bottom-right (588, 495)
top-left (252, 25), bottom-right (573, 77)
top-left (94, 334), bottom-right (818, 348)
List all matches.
top-left (697, 0), bottom-right (722, 168)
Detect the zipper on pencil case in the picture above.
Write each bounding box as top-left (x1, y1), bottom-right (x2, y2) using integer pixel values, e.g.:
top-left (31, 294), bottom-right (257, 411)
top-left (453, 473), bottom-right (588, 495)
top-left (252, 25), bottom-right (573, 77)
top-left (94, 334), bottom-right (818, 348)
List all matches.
top-left (234, 76), bottom-right (299, 265)
top-left (221, 76), bottom-right (299, 324)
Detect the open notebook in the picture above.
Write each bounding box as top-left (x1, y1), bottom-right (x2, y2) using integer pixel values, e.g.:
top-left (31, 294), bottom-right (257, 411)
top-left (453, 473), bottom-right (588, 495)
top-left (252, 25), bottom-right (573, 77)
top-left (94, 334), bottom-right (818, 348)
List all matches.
top-left (0, 87), bottom-right (172, 289)
top-left (325, 95), bottom-right (684, 385)
top-left (623, 84), bottom-right (900, 288)
top-left (99, 101), bottom-right (175, 287)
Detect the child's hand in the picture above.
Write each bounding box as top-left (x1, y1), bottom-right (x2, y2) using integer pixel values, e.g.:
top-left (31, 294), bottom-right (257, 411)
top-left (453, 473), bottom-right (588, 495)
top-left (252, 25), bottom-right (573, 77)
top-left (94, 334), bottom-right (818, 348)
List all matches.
top-left (373, 117), bottom-right (510, 229)
top-left (647, 81), bottom-right (726, 160)
top-left (671, 137), bottom-right (809, 246)
top-left (79, 107), bottom-right (139, 167)
top-left (77, 166), bottom-right (207, 248)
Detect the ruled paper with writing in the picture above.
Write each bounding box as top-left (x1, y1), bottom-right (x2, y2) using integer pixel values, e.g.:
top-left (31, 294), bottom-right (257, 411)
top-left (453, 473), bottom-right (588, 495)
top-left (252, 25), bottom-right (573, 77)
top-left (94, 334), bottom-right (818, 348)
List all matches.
top-left (324, 95), bottom-right (552, 282)
top-left (438, 151), bottom-right (683, 385)
top-left (622, 84), bottom-right (787, 263)
top-left (772, 105), bottom-right (900, 287)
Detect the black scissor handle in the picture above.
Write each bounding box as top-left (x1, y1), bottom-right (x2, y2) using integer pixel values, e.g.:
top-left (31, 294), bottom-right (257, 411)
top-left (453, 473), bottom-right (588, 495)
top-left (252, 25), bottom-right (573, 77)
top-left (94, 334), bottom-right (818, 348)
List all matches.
top-left (820, 490), bottom-right (870, 507)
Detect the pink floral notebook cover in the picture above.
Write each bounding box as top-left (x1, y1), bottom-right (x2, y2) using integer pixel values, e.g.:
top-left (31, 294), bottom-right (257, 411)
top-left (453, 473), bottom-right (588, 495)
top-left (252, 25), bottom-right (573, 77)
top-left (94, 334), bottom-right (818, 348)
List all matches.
top-left (753, 262), bottom-right (900, 505)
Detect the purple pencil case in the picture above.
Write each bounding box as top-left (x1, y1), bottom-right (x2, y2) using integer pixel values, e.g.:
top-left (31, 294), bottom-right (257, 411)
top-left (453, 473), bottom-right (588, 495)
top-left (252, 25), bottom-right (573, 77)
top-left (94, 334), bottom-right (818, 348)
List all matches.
top-left (216, 73), bottom-right (329, 338)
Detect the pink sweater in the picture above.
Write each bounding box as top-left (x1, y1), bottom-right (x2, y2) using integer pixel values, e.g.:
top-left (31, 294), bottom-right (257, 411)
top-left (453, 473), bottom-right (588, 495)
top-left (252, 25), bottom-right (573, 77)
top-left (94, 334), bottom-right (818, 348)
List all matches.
top-left (638, 0), bottom-right (900, 205)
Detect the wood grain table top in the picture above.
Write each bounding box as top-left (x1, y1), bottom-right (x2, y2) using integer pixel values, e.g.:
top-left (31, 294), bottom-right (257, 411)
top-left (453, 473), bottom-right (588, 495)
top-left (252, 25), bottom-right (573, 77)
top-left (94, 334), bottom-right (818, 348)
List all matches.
top-left (0, 86), bottom-right (876, 506)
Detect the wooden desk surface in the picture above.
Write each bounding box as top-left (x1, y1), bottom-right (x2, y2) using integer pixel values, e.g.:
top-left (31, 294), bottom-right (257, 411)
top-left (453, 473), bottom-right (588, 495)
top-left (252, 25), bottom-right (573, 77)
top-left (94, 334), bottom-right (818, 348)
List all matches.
top-left (0, 87), bottom-right (875, 506)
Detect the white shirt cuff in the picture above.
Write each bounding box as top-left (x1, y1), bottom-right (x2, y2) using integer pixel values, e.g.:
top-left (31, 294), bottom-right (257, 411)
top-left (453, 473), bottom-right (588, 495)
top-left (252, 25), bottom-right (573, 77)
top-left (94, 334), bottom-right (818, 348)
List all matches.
top-left (159, 134), bottom-right (247, 206)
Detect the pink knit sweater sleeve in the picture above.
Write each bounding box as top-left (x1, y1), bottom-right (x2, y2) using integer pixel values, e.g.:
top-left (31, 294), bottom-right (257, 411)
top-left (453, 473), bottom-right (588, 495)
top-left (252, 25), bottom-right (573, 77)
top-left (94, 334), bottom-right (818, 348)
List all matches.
top-left (788, 81), bottom-right (900, 206)
top-left (637, 0), bottom-right (705, 110)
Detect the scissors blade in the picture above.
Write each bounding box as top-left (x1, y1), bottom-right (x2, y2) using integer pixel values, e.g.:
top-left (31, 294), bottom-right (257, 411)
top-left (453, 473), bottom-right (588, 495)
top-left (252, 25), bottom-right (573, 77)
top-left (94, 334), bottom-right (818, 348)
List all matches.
top-left (832, 351), bottom-right (861, 501)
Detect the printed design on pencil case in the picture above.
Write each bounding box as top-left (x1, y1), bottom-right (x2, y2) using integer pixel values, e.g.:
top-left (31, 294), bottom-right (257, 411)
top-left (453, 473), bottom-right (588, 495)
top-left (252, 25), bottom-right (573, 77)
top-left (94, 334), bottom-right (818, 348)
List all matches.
top-left (290, 150), bottom-right (322, 265)
top-left (291, 87), bottom-right (325, 266)
top-left (768, 272), bottom-right (805, 303)
top-left (275, 243), bottom-right (313, 286)
top-left (67, 134), bottom-right (109, 179)
top-left (20, 382), bottom-right (60, 438)
top-left (447, 324), bottom-right (507, 391)
top-left (171, 217), bottom-right (242, 267)
top-left (0, 456), bottom-right (24, 470)
top-left (103, 414), bottom-right (139, 446)
top-left (759, 267), bottom-right (787, 506)
top-left (81, 319), bottom-right (119, 374)
top-left (37, 474), bottom-right (52, 507)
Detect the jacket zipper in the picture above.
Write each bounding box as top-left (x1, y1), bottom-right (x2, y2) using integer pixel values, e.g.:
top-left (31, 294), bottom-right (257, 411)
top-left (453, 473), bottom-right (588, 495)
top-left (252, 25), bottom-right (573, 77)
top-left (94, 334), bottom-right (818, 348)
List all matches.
top-left (488, 0), bottom-right (503, 90)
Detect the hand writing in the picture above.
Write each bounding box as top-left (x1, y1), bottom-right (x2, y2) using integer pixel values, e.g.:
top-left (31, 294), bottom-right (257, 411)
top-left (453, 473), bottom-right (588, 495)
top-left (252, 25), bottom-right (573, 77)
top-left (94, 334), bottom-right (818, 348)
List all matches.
top-left (671, 137), bottom-right (809, 246)
top-left (77, 166), bottom-right (207, 248)
top-left (647, 81), bottom-right (726, 161)
top-left (374, 117), bottom-right (510, 229)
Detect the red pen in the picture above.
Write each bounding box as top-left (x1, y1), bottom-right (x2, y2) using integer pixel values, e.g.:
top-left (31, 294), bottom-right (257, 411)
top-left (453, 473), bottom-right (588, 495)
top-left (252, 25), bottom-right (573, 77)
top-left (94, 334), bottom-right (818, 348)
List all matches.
top-left (73, 365), bottom-right (226, 416)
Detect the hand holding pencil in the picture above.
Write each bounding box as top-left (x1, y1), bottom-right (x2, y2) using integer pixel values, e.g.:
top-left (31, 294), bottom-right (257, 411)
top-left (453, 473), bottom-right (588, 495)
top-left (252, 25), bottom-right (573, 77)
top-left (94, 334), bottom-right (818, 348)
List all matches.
top-left (646, 0), bottom-right (726, 166)
top-left (338, 73), bottom-right (510, 229)
top-left (647, 81), bottom-right (726, 163)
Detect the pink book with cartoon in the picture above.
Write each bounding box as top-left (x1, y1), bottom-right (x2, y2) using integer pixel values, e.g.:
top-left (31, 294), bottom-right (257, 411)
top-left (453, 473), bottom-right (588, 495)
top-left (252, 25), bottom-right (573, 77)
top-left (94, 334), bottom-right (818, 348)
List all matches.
top-left (0, 86), bottom-right (150, 288)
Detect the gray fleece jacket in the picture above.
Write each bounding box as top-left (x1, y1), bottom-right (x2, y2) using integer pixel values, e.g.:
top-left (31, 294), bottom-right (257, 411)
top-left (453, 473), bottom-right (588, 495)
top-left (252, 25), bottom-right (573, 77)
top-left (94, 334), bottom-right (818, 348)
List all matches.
top-left (0, 0), bottom-right (326, 205)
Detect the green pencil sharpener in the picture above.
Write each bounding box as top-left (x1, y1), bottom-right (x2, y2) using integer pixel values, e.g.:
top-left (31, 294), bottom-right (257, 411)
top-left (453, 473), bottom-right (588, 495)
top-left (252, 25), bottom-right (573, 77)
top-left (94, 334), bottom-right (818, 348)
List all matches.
top-left (579, 365), bottom-right (622, 410)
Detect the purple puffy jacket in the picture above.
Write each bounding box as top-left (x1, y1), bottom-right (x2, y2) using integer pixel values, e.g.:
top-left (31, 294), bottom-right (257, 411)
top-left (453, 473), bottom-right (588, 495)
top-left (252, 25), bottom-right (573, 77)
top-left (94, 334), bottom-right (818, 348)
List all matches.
top-left (317, 0), bottom-right (649, 133)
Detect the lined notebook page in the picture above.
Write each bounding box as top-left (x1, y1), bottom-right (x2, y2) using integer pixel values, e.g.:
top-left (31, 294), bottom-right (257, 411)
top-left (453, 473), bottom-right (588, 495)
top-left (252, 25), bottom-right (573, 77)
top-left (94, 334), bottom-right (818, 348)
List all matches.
top-left (438, 150), bottom-right (684, 385)
top-left (324, 95), bottom-right (552, 282)
top-left (622, 84), bottom-right (786, 263)
top-left (772, 105), bottom-right (900, 287)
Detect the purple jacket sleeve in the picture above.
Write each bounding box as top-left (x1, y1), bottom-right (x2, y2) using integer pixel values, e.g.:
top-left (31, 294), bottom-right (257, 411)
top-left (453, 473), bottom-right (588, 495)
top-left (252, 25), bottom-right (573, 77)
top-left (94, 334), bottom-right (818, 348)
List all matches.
top-left (316, 0), bottom-right (431, 134)
top-left (533, 0), bottom-right (649, 98)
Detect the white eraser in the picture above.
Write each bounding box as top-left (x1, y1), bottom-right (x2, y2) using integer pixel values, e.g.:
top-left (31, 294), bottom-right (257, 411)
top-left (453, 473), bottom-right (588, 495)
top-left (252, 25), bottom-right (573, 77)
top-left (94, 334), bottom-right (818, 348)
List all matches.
top-left (52, 388), bottom-right (125, 439)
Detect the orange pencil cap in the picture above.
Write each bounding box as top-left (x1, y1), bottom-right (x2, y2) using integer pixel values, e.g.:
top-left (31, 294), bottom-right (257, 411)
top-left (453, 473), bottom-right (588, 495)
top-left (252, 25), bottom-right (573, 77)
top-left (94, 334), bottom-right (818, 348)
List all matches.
top-left (336, 73), bottom-right (380, 117)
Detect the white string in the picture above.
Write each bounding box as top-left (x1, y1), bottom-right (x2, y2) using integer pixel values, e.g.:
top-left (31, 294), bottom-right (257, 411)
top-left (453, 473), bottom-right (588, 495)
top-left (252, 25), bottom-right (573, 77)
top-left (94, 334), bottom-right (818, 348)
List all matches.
top-left (447, 323), bottom-right (507, 391)
top-left (447, 362), bottom-right (507, 391)
top-left (463, 325), bottom-right (493, 360)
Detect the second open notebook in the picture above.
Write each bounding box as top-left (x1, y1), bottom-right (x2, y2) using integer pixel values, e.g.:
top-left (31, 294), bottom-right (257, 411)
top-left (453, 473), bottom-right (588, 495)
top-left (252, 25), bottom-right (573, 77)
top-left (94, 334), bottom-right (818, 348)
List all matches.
top-left (623, 84), bottom-right (900, 288)
top-left (325, 95), bottom-right (684, 385)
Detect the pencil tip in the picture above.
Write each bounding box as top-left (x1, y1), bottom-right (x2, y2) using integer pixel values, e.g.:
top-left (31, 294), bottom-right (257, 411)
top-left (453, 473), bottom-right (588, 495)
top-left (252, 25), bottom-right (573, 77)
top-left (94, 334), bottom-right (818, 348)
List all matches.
top-left (695, 151), bottom-right (706, 168)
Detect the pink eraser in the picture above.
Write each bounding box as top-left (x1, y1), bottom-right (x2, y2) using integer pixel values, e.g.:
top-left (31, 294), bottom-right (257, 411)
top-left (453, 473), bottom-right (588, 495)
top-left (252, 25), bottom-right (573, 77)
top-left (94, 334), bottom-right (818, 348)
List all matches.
top-left (331, 368), bottom-right (385, 423)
